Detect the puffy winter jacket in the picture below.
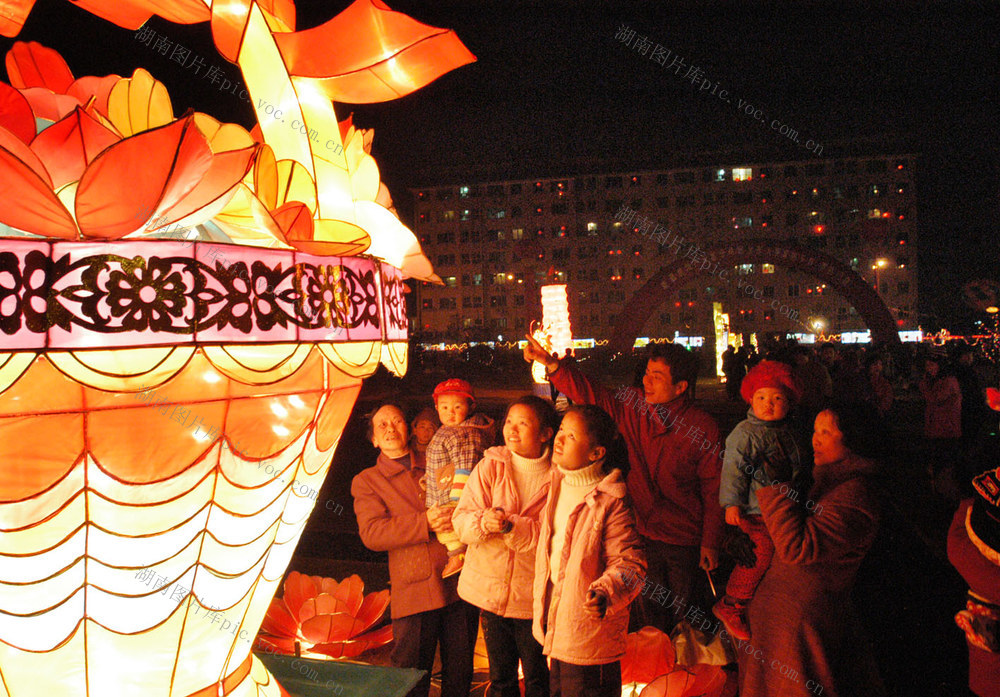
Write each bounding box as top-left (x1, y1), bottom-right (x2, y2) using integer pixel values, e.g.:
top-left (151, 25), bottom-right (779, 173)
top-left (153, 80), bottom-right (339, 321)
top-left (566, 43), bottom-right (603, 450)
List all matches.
top-left (532, 467), bottom-right (646, 665)
top-left (549, 359), bottom-right (725, 550)
top-left (720, 409), bottom-right (807, 516)
top-left (351, 451), bottom-right (458, 620)
top-left (452, 446), bottom-right (550, 619)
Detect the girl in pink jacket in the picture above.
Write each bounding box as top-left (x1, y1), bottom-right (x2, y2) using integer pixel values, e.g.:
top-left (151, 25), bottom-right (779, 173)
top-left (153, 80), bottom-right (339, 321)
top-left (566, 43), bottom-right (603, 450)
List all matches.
top-left (534, 405), bottom-right (647, 697)
top-left (453, 395), bottom-right (560, 697)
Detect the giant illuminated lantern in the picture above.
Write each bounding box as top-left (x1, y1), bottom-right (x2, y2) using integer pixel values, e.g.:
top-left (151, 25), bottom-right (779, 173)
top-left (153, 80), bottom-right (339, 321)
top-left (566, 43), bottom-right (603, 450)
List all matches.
top-left (0, 1), bottom-right (474, 695)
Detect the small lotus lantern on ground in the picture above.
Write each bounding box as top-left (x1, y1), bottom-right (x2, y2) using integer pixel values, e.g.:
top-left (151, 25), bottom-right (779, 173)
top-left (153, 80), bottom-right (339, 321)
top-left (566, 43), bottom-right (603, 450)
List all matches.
top-left (257, 572), bottom-right (392, 660)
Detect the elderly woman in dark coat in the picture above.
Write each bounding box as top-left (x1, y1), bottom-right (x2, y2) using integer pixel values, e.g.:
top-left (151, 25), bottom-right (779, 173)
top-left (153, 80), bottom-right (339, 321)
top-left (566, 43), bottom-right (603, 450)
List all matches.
top-left (739, 401), bottom-right (885, 697)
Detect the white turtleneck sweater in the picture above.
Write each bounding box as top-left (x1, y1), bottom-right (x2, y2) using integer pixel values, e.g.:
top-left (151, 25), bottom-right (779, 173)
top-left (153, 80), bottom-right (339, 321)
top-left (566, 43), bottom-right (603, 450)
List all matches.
top-left (549, 460), bottom-right (605, 584)
top-left (508, 447), bottom-right (551, 510)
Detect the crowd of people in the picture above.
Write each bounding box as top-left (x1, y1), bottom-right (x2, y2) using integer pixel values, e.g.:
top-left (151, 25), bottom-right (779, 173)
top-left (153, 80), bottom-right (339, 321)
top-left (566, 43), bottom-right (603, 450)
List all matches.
top-left (348, 335), bottom-right (999, 697)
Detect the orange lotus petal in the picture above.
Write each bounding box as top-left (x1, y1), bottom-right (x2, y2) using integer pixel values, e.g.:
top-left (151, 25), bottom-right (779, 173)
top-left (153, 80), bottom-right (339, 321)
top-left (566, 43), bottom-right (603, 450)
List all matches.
top-left (300, 612), bottom-right (356, 645)
top-left (155, 144), bottom-right (257, 227)
top-left (74, 115), bottom-right (213, 239)
top-left (311, 624), bottom-right (393, 660)
top-left (18, 86), bottom-right (81, 123)
top-left (272, 201), bottom-right (313, 239)
top-left (0, 127), bottom-right (77, 237)
top-left (334, 574), bottom-right (365, 617)
top-left (31, 107), bottom-right (121, 190)
top-left (210, 0), bottom-right (297, 62)
top-left (67, 74), bottom-right (122, 117)
top-left (260, 597), bottom-right (300, 639)
top-left (0, 81), bottom-right (35, 143)
top-left (285, 218), bottom-right (369, 257)
top-left (354, 590), bottom-right (390, 630)
top-left (69, 0), bottom-right (209, 30)
top-left (272, 0), bottom-right (476, 104)
top-left (0, 0), bottom-right (35, 38)
top-left (5, 41), bottom-right (73, 92)
top-left (282, 571), bottom-right (318, 619)
top-left (209, 0), bottom-right (253, 64)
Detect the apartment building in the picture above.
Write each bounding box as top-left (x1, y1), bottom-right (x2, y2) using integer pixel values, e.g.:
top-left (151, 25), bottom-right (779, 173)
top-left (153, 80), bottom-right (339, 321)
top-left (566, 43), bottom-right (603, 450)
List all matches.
top-left (409, 155), bottom-right (917, 346)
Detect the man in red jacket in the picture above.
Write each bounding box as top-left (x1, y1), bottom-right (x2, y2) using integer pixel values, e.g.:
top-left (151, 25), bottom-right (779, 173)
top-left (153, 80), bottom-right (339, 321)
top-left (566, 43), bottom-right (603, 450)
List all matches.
top-left (524, 336), bottom-right (724, 631)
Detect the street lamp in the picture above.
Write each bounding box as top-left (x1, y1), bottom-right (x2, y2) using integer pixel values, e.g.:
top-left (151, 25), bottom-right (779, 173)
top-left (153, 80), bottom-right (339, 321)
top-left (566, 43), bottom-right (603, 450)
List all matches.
top-left (871, 258), bottom-right (889, 292)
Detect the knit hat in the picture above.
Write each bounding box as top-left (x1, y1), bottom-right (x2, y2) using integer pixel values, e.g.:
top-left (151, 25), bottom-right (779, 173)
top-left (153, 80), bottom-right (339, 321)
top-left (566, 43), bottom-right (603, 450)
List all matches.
top-left (740, 360), bottom-right (802, 404)
top-left (432, 378), bottom-right (475, 404)
top-left (967, 468), bottom-right (1000, 566)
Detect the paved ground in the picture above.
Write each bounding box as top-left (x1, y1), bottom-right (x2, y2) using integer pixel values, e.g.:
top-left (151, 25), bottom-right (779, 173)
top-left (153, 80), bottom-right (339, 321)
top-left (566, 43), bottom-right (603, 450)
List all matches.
top-left (291, 364), bottom-right (992, 696)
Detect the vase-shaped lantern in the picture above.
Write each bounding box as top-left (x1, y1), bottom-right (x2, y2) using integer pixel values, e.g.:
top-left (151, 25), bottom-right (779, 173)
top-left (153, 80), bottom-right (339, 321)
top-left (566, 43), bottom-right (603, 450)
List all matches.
top-left (0, 2), bottom-right (474, 695)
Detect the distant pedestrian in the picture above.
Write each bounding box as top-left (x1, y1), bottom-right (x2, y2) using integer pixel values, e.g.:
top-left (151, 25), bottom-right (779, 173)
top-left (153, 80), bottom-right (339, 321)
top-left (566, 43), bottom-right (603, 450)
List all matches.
top-left (722, 345), bottom-right (745, 401)
top-left (919, 351), bottom-right (962, 494)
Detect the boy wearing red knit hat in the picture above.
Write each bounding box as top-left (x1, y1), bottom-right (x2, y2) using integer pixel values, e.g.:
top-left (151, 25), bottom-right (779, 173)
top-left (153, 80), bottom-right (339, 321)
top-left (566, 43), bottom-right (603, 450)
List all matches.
top-left (425, 378), bottom-right (495, 578)
top-left (714, 360), bottom-right (807, 640)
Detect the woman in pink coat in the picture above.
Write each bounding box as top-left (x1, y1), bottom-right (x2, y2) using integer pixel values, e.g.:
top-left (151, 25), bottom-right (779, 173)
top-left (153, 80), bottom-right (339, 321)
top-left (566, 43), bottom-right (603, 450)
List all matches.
top-left (453, 395), bottom-right (560, 697)
top-left (948, 466), bottom-right (1000, 697)
top-left (533, 405), bottom-right (647, 697)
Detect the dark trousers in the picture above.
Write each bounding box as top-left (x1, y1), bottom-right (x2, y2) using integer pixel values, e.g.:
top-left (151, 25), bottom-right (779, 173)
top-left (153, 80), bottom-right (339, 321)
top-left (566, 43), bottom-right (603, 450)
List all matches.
top-left (391, 600), bottom-right (479, 697)
top-left (549, 659), bottom-right (621, 697)
top-left (634, 537), bottom-right (702, 633)
top-left (480, 610), bottom-right (549, 697)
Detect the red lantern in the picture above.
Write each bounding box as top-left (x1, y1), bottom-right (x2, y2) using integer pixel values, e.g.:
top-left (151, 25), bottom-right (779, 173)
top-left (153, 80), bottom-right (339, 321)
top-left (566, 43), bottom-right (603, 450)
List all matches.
top-left (621, 626), bottom-right (675, 685)
top-left (638, 665), bottom-right (727, 697)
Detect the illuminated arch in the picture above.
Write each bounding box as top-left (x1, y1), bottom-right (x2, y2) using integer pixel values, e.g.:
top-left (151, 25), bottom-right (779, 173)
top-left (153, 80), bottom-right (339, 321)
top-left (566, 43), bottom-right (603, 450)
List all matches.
top-left (609, 238), bottom-right (902, 352)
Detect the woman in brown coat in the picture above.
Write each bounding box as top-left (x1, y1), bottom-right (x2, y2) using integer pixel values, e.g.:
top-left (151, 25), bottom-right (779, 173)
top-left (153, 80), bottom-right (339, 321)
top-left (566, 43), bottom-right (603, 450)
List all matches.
top-left (351, 401), bottom-right (479, 697)
top-left (740, 402), bottom-right (885, 697)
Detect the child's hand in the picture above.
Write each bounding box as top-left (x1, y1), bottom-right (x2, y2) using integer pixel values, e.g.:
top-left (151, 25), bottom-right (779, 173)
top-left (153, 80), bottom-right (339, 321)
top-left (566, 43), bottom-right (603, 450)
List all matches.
top-left (481, 507), bottom-right (509, 534)
top-left (584, 589), bottom-right (609, 619)
top-left (725, 506), bottom-right (742, 526)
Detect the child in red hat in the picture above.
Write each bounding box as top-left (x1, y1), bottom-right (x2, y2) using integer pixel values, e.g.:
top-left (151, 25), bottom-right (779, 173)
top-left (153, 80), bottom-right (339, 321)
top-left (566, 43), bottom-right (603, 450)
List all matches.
top-left (714, 360), bottom-right (807, 640)
top-left (426, 378), bottom-right (495, 578)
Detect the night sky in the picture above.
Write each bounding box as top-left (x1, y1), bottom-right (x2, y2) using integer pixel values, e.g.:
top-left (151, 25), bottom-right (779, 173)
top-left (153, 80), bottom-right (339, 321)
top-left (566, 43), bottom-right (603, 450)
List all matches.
top-left (2, 0), bottom-right (998, 329)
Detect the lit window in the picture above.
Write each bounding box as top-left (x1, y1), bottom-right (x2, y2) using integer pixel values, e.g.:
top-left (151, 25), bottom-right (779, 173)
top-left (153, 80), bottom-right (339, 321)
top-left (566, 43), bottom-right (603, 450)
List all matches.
top-left (512, 228), bottom-right (524, 240)
top-left (459, 186), bottom-right (470, 198)
top-left (867, 209), bottom-right (882, 219)
top-left (762, 264), bottom-right (775, 274)
top-left (587, 222), bottom-right (598, 232)
top-left (732, 168), bottom-right (752, 182)
top-left (732, 216), bottom-right (753, 228)
top-left (736, 264), bottom-right (755, 275)
top-left (715, 168), bottom-right (727, 182)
